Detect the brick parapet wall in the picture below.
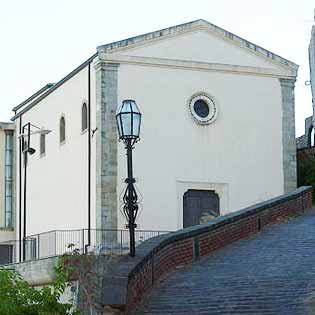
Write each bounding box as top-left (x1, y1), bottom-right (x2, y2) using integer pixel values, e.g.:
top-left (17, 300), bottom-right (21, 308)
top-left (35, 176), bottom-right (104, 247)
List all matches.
top-left (101, 187), bottom-right (312, 314)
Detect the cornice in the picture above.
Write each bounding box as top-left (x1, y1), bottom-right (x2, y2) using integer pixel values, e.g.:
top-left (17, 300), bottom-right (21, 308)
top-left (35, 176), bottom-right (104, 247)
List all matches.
top-left (98, 54), bottom-right (296, 79)
top-left (279, 78), bottom-right (296, 87)
top-left (0, 122), bottom-right (15, 130)
top-left (93, 58), bottom-right (120, 71)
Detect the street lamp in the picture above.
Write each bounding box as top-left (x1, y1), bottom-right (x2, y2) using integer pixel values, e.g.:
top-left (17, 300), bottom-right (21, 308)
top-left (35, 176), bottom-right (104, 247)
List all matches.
top-left (20, 122), bottom-right (51, 261)
top-left (116, 100), bottom-right (142, 257)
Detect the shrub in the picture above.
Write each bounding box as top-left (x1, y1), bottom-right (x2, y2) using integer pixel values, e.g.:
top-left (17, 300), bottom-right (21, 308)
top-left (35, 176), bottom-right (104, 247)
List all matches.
top-left (0, 261), bottom-right (78, 315)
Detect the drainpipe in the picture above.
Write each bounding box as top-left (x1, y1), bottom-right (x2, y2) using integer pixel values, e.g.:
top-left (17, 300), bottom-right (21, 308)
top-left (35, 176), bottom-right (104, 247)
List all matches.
top-left (87, 61), bottom-right (91, 253)
top-left (18, 116), bottom-right (22, 262)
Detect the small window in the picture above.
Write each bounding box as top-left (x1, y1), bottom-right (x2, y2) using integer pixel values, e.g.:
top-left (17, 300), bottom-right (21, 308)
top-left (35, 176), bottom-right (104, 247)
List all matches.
top-left (82, 103), bottom-right (88, 132)
top-left (188, 93), bottom-right (218, 125)
top-left (193, 99), bottom-right (210, 118)
top-left (60, 116), bottom-right (66, 143)
top-left (40, 134), bottom-right (46, 155)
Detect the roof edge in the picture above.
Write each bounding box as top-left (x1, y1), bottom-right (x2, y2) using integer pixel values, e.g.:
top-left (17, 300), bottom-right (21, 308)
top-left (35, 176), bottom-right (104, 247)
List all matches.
top-left (97, 19), bottom-right (298, 71)
top-left (11, 53), bottom-right (98, 121)
top-left (12, 83), bottom-right (55, 112)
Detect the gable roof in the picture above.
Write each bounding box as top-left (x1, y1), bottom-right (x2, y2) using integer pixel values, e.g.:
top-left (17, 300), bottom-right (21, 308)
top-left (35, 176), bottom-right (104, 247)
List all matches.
top-left (97, 19), bottom-right (298, 70)
top-left (12, 19), bottom-right (297, 121)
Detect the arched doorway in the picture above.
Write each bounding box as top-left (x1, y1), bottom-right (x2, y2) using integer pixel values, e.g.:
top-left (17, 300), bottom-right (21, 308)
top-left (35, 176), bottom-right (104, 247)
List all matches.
top-left (183, 190), bottom-right (220, 228)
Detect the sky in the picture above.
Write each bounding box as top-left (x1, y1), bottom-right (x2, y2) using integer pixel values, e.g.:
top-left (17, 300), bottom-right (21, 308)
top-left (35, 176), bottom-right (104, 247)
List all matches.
top-left (0, 0), bottom-right (314, 136)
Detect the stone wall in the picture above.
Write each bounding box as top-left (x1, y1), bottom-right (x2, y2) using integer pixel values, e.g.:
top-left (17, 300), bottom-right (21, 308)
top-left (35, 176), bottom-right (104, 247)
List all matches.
top-left (95, 59), bottom-right (119, 232)
top-left (4, 256), bottom-right (58, 286)
top-left (280, 78), bottom-right (297, 192)
top-left (100, 187), bottom-right (312, 314)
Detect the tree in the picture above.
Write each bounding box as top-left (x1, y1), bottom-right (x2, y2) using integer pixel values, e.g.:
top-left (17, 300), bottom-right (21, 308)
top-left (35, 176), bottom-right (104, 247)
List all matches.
top-left (0, 260), bottom-right (78, 315)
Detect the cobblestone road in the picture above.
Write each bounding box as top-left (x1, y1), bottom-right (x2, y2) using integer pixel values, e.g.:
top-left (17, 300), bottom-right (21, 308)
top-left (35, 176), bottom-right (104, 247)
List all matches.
top-left (135, 212), bottom-right (315, 314)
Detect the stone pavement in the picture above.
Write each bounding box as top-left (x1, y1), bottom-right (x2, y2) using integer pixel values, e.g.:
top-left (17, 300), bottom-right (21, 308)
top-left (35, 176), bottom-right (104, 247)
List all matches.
top-left (135, 212), bottom-right (315, 314)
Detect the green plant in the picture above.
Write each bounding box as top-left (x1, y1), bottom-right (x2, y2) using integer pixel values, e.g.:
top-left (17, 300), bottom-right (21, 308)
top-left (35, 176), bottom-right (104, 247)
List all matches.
top-left (59, 246), bottom-right (119, 314)
top-left (297, 152), bottom-right (315, 202)
top-left (0, 262), bottom-right (79, 315)
top-left (58, 248), bottom-right (101, 314)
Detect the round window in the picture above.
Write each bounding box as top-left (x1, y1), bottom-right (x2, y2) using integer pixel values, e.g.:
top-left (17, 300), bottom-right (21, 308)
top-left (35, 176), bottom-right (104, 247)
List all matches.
top-left (193, 99), bottom-right (209, 118)
top-left (189, 94), bottom-right (218, 125)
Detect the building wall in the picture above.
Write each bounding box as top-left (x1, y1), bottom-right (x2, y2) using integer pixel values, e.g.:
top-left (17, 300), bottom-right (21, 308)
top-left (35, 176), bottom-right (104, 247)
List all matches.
top-left (0, 124), bottom-right (15, 242)
top-left (296, 23), bottom-right (315, 150)
top-left (0, 130), bottom-right (5, 226)
top-left (116, 63), bottom-right (285, 231)
top-left (310, 25), bottom-right (315, 111)
top-left (13, 24), bottom-right (296, 237)
top-left (15, 65), bottom-right (97, 237)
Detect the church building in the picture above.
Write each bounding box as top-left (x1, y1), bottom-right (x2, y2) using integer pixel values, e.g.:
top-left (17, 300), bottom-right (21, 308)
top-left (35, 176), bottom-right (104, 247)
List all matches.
top-left (11, 19), bottom-right (298, 241)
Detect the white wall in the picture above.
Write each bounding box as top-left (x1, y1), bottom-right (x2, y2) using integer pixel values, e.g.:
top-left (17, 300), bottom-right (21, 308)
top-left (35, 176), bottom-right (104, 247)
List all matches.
top-left (15, 65), bottom-right (97, 237)
top-left (120, 29), bottom-right (290, 74)
top-left (116, 63), bottom-right (284, 231)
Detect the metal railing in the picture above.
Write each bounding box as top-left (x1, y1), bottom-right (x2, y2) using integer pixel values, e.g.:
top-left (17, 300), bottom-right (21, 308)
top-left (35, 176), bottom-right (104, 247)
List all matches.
top-left (0, 229), bottom-right (170, 264)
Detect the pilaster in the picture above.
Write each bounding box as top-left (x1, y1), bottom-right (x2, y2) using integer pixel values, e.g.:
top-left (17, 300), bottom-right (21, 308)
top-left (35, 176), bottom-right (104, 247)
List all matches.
top-left (94, 59), bottom-right (119, 231)
top-left (280, 78), bottom-right (297, 192)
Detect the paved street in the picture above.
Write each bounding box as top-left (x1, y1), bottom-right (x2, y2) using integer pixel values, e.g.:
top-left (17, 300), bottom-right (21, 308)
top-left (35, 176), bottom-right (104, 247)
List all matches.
top-left (135, 212), bottom-right (315, 314)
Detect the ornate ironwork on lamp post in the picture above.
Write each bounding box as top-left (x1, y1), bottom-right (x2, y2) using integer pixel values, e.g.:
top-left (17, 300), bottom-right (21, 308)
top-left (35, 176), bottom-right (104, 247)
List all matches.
top-left (116, 100), bottom-right (142, 257)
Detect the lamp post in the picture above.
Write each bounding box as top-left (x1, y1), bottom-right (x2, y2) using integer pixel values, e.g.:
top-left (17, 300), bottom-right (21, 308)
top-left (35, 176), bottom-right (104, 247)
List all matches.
top-left (20, 122), bottom-right (51, 261)
top-left (116, 100), bottom-right (142, 257)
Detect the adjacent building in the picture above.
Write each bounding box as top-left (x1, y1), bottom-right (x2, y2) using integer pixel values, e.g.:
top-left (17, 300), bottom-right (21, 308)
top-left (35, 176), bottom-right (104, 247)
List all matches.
top-left (310, 17), bottom-right (315, 118)
top-left (0, 122), bottom-right (15, 263)
top-left (0, 122), bottom-right (15, 236)
top-left (11, 20), bottom-right (298, 245)
top-left (296, 16), bottom-right (315, 149)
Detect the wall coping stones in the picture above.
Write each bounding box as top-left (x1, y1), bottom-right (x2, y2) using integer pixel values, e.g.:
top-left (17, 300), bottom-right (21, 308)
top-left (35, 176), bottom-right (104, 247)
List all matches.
top-left (100, 186), bottom-right (312, 310)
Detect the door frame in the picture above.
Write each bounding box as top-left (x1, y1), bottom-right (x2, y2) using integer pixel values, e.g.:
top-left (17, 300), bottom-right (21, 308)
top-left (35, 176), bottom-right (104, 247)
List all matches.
top-left (176, 180), bottom-right (229, 230)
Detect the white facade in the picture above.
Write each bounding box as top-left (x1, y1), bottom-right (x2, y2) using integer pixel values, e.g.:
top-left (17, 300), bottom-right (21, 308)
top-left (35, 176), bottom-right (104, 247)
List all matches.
top-left (116, 64), bottom-right (284, 230)
top-left (12, 20), bottom-right (298, 238)
top-left (13, 67), bottom-right (97, 236)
